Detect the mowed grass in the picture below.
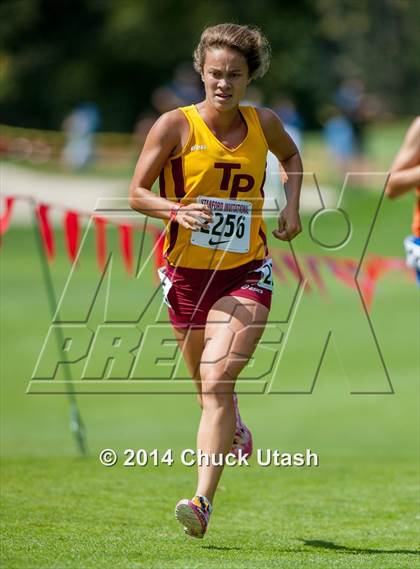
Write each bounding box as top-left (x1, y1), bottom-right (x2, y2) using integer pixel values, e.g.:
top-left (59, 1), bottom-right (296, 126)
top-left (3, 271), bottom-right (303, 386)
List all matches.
top-left (1, 456), bottom-right (418, 569)
top-left (1, 186), bottom-right (419, 568)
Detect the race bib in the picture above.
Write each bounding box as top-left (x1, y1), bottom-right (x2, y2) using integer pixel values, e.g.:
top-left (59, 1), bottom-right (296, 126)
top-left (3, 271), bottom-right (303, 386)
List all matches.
top-left (190, 196), bottom-right (252, 253)
top-left (255, 257), bottom-right (274, 291)
top-left (157, 267), bottom-right (173, 308)
top-left (404, 235), bottom-right (420, 270)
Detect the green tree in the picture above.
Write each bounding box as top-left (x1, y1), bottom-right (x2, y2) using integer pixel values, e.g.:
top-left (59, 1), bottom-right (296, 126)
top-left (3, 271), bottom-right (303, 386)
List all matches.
top-left (1, 0), bottom-right (418, 131)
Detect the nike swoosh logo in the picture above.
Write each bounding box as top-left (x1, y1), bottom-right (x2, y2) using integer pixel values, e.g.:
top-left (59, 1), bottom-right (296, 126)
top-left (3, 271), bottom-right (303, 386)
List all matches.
top-left (208, 238), bottom-right (231, 246)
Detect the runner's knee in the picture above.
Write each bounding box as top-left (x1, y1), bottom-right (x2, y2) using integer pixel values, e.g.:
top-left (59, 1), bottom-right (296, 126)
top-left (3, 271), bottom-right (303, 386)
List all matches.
top-left (200, 368), bottom-right (235, 408)
top-left (201, 390), bottom-right (234, 410)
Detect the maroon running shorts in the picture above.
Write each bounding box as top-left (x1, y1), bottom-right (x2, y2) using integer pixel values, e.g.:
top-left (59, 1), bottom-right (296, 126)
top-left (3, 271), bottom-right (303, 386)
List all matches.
top-left (158, 258), bottom-right (273, 329)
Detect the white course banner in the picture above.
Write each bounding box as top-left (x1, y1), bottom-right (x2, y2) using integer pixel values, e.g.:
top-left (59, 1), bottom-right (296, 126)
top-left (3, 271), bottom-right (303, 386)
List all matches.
top-left (190, 196), bottom-right (252, 253)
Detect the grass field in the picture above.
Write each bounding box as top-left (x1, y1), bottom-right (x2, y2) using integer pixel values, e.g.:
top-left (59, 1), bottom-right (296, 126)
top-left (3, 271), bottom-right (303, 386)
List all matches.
top-left (1, 164), bottom-right (419, 567)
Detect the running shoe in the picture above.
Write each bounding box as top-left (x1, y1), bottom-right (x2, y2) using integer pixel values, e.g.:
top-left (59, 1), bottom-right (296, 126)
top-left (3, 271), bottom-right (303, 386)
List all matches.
top-left (231, 393), bottom-right (253, 459)
top-left (175, 495), bottom-right (212, 539)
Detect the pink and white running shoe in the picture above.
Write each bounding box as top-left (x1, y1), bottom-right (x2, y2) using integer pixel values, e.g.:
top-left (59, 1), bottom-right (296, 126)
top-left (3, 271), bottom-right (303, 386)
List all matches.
top-left (230, 393), bottom-right (253, 459)
top-left (175, 495), bottom-right (212, 539)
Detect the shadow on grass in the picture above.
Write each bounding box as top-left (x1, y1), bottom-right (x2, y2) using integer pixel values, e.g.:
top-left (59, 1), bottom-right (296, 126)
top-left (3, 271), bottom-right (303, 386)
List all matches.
top-left (300, 539), bottom-right (419, 556)
top-left (202, 545), bottom-right (242, 551)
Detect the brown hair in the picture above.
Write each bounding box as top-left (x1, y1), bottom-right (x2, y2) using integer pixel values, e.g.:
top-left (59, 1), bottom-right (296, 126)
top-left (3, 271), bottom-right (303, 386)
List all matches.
top-left (193, 23), bottom-right (271, 80)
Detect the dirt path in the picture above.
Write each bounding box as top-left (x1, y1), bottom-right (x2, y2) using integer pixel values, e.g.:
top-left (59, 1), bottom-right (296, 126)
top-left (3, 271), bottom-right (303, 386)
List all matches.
top-left (1, 162), bottom-right (130, 225)
top-left (1, 161), bottom-right (335, 226)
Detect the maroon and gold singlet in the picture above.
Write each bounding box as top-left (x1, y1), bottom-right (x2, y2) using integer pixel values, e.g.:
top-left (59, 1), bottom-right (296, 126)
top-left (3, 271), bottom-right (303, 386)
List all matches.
top-left (159, 105), bottom-right (269, 270)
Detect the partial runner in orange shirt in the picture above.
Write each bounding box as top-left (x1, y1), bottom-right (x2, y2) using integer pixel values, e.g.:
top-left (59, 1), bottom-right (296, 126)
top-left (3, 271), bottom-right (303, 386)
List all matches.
top-left (385, 116), bottom-right (420, 285)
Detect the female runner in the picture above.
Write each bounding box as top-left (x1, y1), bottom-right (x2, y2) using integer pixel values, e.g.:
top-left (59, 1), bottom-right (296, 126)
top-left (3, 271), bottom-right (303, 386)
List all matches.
top-left (385, 116), bottom-right (420, 285)
top-left (129, 23), bottom-right (303, 538)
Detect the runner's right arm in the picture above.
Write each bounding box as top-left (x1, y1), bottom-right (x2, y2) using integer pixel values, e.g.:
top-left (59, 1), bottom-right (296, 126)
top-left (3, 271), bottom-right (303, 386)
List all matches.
top-left (385, 117), bottom-right (420, 199)
top-left (129, 111), bottom-right (212, 230)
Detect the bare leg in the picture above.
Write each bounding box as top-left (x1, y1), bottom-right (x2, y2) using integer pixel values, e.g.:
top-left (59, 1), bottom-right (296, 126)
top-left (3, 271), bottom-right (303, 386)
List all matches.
top-left (195, 296), bottom-right (268, 503)
top-left (172, 327), bottom-right (205, 408)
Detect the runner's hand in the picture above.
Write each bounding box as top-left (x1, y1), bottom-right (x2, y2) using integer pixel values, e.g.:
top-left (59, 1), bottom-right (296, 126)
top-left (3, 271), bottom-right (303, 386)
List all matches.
top-left (272, 206), bottom-right (301, 241)
top-left (175, 203), bottom-right (213, 231)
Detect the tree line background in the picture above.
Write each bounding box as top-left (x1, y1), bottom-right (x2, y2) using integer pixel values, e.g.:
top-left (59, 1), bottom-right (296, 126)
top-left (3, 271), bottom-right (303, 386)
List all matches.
top-left (1, 0), bottom-right (419, 132)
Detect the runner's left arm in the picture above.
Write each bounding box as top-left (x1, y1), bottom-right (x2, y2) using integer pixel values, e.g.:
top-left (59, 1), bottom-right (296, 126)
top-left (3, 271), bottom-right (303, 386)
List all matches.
top-left (257, 108), bottom-right (303, 241)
